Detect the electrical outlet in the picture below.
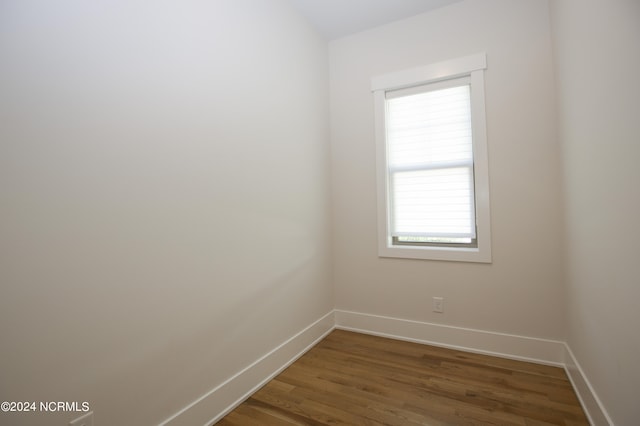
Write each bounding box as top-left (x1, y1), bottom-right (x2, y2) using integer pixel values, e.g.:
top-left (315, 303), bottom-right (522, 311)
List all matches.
top-left (69, 411), bottom-right (93, 426)
top-left (432, 297), bottom-right (444, 313)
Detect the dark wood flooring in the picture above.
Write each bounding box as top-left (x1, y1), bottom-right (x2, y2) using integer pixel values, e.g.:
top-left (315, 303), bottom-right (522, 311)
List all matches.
top-left (217, 329), bottom-right (589, 425)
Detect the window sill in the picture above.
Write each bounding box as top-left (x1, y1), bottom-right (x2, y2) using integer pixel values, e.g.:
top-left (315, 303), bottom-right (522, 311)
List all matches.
top-left (378, 243), bottom-right (492, 263)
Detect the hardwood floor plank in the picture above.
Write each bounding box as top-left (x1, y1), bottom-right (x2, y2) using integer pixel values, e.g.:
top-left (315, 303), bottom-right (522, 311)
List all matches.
top-left (276, 364), bottom-right (448, 425)
top-left (216, 330), bottom-right (589, 425)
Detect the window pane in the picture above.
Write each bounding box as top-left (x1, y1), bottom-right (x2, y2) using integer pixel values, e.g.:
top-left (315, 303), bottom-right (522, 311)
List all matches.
top-left (387, 85), bottom-right (472, 169)
top-left (386, 81), bottom-right (476, 241)
top-left (391, 167), bottom-right (476, 239)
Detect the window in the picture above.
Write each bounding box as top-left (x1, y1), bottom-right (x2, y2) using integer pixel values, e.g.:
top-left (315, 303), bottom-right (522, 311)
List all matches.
top-left (372, 54), bottom-right (491, 262)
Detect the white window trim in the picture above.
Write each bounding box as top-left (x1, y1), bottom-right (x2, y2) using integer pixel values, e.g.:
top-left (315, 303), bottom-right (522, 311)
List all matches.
top-left (373, 53), bottom-right (492, 263)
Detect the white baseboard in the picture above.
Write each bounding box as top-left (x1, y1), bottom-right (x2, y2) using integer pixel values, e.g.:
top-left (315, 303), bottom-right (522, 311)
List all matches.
top-left (159, 309), bottom-right (611, 426)
top-left (563, 344), bottom-right (613, 426)
top-left (159, 311), bottom-right (335, 426)
top-left (334, 309), bottom-right (616, 425)
top-left (334, 309), bottom-right (565, 366)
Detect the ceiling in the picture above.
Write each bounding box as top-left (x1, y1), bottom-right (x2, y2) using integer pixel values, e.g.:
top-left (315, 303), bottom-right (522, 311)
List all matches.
top-left (287, 0), bottom-right (463, 40)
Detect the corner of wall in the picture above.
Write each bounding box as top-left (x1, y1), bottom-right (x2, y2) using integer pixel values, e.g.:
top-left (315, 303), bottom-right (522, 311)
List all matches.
top-left (563, 344), bottom-right (613, 426)
top-left (160, 311), bottom-right (335, 426)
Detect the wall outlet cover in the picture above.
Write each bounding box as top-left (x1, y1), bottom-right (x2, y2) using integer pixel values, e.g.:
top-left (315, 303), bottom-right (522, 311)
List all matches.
top-left (433, 297), bottom-right (444, 313)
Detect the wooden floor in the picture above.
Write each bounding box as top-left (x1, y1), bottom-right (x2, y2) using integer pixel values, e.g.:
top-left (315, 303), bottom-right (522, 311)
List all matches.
top-left (217, 330), bottom-right (589, 425)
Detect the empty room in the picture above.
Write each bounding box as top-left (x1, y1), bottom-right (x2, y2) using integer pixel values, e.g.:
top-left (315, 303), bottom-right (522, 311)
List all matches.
top-left (1, 0), bottom-right (638, 425)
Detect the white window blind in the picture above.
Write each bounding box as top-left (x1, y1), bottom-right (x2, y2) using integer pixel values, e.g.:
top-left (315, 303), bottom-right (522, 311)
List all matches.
top-left (385, 78), bottom-right (476, 240)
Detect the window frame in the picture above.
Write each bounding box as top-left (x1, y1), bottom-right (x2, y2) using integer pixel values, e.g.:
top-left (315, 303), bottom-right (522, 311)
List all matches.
top-left (372, 53), bottom-right (492, 263)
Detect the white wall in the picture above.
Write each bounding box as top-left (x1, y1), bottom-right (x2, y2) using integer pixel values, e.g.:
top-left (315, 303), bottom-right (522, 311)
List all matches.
top-left (0, 1), bottom-right (332, 425)
top-left (3, 0), bottom-right (637, 424)
top-left (329, 0), bottom-right (565, 339)
top-left (550, 0), bottom-right (640, 424)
